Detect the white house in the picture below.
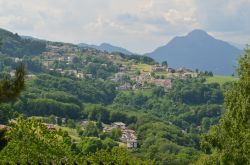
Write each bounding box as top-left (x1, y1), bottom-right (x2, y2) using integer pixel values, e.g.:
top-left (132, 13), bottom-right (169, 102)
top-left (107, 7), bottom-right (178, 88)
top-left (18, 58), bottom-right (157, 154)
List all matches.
top-left (112, 122), bottom-right (126, 129)
top-left (127, 139), bottom-right (138, 149)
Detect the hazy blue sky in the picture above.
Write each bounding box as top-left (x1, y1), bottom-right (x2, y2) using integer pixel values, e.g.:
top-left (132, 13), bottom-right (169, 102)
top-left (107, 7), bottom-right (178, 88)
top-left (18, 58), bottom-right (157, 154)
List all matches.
top-left (0, 0), bottom-right (249, 53)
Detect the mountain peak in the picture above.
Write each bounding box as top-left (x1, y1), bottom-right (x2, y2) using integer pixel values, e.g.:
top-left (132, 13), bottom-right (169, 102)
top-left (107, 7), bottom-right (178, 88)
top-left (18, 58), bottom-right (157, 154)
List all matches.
top-left (148, 29), bottom-right (242, 75)
top-left (187, 29), bottom-right (210, 38)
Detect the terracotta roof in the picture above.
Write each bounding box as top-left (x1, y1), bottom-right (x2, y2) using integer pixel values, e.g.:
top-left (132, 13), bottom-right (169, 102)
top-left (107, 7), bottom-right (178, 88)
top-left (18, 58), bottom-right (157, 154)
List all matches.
top-left (0, 124), bottom-right (7, 130)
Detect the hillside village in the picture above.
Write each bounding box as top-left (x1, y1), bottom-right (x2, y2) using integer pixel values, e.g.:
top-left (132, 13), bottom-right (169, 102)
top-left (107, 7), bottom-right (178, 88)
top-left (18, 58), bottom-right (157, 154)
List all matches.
top-left (0, 24), bottom-right (243, 164)
top-left (41, 119), bottom-right (138, 149)
top-left (103, 122), bottom-right (138, 149)
top-left (113, 63), bottom-right (198, 90)
top-left (1, 39), bottom-right (206, 153)
top-left (7, 42), bottom-right (199, 91)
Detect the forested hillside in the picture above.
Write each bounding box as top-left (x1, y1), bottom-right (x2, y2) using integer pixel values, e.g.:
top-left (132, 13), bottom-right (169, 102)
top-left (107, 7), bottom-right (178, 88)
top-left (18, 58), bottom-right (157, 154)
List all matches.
top-left (0, 29), bottom-right (244, 164)
top-left (0, 28), bottom-right (46, 57)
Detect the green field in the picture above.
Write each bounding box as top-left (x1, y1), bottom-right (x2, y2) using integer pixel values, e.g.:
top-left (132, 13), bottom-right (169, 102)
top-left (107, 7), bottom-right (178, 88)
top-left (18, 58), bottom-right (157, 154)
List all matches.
top-left (133, 64), bottom-right (151, 72)
top-left (205, 75), bottom-right (238, 85)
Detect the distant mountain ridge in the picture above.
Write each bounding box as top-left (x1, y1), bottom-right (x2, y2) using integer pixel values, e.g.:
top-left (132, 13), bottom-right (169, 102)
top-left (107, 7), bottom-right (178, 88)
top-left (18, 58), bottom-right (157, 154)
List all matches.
top-left (0, 28), bottom-right (134, 57)
top-left (0, 27), bottom-right (244, 75)
top-left (148, 29), bottom-right (243, 75)
top-left (78, 43), bottom-right (133, 55)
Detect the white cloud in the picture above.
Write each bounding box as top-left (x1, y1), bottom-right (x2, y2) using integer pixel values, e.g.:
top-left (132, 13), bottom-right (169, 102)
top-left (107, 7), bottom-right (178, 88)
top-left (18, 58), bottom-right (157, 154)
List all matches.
top-left (0, 0), bottom-right (249, 53)
top-left (163, 9), bottom-right (197, 26)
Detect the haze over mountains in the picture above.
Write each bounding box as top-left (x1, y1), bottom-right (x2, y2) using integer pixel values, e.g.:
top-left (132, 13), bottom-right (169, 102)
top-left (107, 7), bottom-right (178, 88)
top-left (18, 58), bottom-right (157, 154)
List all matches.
top-left (0, 27), bottom-right (243, 75)
top-left (78, 43), bottom-right (133, 55)
top-left (79, 29), bottom-right (243, 75)
top-left (148, 30), bottom-right (243, 75)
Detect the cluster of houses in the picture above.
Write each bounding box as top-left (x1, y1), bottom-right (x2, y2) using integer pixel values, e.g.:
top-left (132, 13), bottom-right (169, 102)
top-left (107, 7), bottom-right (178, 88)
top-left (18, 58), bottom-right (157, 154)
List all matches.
top-left (46, 44), bottom-right (80, 55)
top-left (151, 64), bottom-right (168, 71)
top-left (103, 122), bottom-right (138, 149)
top-left (40, 44), bottom-right (112, 79)
top-left (153, 79), bottom-right (172, 89)
top-left (150, 64), bottom-right (198, 79)
top-left (79, 120), bottom-right (138, 149)
top-left (114, 71), bottom-right (173, 91)
top-left (41, 54), bottom-right (75, 67)
top-left (9, 42), bottom-right (199, 91)
top-left (114, 64), bottom-right (198, 91)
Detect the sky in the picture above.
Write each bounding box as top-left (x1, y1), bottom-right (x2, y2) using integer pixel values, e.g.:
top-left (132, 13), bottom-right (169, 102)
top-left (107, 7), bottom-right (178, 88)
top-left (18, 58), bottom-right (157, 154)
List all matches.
top-left (0, 0), bottom-right (249, 53)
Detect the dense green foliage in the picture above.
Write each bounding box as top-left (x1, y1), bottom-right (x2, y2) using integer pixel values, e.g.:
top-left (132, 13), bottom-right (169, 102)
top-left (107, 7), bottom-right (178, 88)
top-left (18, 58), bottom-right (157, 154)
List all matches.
top-left (0, 118), bottom-right (75, 164)
top-left (86, 147), bottom-right (153, 164)
top-left (33, 74), bottom-right (116, 104)
top-left (0, 118), bottom-right (150, 164)
top-left (12, 74), bottom-right (116, 119)
top-left (0, 61), bottom-right (26, 124)
top-left (197, 48), bottom-right (250, 164)
top-left (169, 79), bottom-right (224, 105)
top-left (0, 28), bottom-right (46, 57)
top-left (106, 77), bottom-right (226, 164)
top-left (1, 32), bottom-right (243, 164)
top-left (0, 55), bottom-right (44, 73)
top-left (0, 63), bottom-right (226, 164)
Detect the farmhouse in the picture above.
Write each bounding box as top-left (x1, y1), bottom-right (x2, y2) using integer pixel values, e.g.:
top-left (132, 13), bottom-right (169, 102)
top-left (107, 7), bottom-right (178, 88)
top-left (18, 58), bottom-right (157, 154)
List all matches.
top-left (112, 122), bottom-right (126, 129)
top-left (0, 124), bottom-right (7, 130)
top-left (153, 79), bottom-right (172, 89)
top-left (176, 68), bottom-right (193, 74)
top-left (127, 139), bottom-right (138, 149)
top-left (44, 123), bottom-right (56, 131)
top-left (104, 122), bottom-right (138, 149)
top-left (151, 64), bottom-right (167, 71)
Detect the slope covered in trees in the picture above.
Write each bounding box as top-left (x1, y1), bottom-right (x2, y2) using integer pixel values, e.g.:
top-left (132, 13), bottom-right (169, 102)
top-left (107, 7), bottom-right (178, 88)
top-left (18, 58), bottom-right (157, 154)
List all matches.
top-left (0, 28), bottom-right (46, 57)
top-left (0, 28), bottom-right (247, 164)
top-left (196, 47), bottom-right (250, 164)
top-left (0, 60), bottom-right (227, 164)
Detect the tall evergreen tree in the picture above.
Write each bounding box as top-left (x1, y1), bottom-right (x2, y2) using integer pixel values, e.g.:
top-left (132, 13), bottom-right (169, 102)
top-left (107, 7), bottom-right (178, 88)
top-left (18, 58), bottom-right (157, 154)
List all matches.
top-left (197, 47), bottom-right (250, 164)
top-left (0, 39), bottom-right (26, 103)
top-left (0, 38), bottom-right (26, 152)
top-left (0, 64), bottom-right (26, 103)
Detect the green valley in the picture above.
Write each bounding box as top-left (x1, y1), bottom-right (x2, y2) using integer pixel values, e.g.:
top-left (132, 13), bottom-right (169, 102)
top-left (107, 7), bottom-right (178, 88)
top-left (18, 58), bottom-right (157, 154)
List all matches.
top-left (0, 28), bottom-right (248, 165)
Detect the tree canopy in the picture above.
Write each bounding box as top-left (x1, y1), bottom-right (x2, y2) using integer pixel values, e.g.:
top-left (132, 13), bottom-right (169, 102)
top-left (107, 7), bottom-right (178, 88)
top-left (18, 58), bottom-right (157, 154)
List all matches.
top-left (198, 47), bottom-right (250, 164)
top-left (0, 63), bottom-right (25, 103)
